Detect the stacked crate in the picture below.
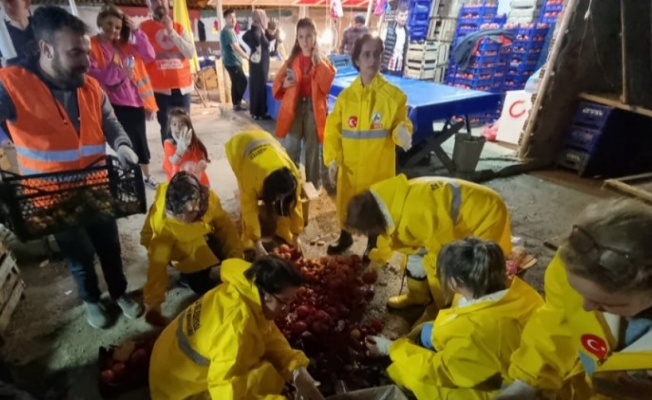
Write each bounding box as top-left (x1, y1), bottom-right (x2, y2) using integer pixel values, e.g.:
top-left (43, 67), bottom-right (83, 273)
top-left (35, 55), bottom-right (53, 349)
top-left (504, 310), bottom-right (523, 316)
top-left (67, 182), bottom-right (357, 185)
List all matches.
top-left (444, 2), bottom-right (501, 125)
top-left (508, 0), bottom-right (539, 23)
top-left (407, 0), bottom-right (432, 41)
top-left (405, 41), bottom-right (450, 80)
top-left (502, 22), bottom-right (550, 91)
top-left (540, 0), bottom-right (564, 24)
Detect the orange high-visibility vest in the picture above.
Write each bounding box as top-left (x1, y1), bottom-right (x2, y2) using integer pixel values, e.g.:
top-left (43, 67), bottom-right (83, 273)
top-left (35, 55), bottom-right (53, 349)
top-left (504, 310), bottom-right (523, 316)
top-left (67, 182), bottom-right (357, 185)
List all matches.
top-left (0, 66), bottom-right (106, 175)
top-left (89, 35), bottom-right (158, 113)
top-left (140, 19), bottom-right (193, 91)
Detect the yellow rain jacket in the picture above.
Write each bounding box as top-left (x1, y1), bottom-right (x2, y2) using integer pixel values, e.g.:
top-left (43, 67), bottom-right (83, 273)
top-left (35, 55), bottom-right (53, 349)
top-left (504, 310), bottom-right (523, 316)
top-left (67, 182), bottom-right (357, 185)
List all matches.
top-left (323, 73), bottom-right (413, 228)
top-left (509, 253), bottom-right (652, 400)
top-left (141, 183), bottom-right (243, 308)
top-left (149, 258), bottom-right (310, 400)
top-left (388, 277), bottom-right (543, 400)
top-left (369, 175), bottom-right (512, 307)
top-left (225, 131), bottom-right (304, 247)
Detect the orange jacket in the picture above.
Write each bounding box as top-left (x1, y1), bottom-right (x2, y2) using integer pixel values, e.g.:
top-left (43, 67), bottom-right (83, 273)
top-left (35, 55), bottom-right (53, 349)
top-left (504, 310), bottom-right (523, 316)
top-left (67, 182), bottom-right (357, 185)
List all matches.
top-left (89, 36), bottom-right (158, 113)
top-left (162, 140), bottom-right (210, 186)
top-left (272, 56), bottom-right (335, 143)
top-left (140, 20), bottom-right (193, 91)
top-left (0, 66), bottom-right (105, 175)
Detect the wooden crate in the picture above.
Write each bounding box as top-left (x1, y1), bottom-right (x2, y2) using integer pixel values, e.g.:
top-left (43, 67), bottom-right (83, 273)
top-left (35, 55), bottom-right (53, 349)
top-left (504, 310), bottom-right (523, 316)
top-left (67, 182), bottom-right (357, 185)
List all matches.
top-left (0, 242), bottom-right (24, 336)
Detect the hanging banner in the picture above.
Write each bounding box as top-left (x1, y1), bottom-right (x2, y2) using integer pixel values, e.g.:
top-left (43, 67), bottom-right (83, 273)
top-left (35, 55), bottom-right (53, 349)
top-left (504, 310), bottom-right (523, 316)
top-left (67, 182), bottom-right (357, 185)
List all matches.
top-left (374, 0), bottom-right (388, 16)
top-left (330, 0), bottom-right (343, 19)
top-left (173, 0), bottom-right (200, 73)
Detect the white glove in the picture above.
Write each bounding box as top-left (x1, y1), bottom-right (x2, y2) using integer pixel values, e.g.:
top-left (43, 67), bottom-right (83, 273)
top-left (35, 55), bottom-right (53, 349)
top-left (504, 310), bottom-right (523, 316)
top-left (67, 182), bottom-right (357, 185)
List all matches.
top-left (254, 240), bottom-right (268, 257)
top-left (292, 367), bottom-right (324, 400)
top-left (495, 380), bottom-right (539, 400)
top-left (328, 161), bottom-right (338, 187)
top-left (406, 255), bottom-right (427, 278)
top-left (173, 127), bottom-right (192, 156)
top-left (396, 122), bottom-right (412, 151)
top-left (116, 145), bottom-right (139, 167)
top-left (365, 335), bottom-right (392, 356)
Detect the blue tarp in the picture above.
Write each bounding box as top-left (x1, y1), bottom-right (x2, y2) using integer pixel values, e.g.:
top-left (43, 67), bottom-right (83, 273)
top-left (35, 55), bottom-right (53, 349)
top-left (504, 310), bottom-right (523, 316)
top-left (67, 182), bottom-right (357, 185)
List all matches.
top-left (247, 67), bottom-right (501, 145)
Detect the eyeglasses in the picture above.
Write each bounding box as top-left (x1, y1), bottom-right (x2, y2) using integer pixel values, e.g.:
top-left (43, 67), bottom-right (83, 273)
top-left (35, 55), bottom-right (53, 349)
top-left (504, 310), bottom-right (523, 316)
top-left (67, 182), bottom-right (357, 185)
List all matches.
top-left (569, 225), bottom-right (637, 271)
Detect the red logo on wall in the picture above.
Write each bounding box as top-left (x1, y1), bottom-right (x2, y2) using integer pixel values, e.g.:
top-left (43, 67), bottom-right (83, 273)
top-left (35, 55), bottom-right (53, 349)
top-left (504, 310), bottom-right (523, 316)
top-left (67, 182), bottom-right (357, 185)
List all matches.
top-left (348, 116), bottom-right (358, 128)
top-left (581, 334), bottom-right (608, 361)
top-left (509, 100), bottom-right (527, 118)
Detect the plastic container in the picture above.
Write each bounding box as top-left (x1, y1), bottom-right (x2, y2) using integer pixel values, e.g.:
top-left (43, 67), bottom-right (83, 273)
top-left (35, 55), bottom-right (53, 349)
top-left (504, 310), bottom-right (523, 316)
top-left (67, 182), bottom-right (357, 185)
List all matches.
top-left (565, 126), bottom-right (603, 152)
top-left (573, 102), bottom-right (614, 128)
top-left (0, 156), bottom-right (146, 241)
top-left (453, 133), bottom-right (487, 172)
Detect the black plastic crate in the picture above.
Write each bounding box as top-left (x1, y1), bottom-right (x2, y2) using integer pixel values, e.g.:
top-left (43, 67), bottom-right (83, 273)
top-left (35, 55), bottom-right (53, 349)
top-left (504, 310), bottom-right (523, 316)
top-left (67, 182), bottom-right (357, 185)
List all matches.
top-left (0, 156), bottom-right (146, 241)
top-left (573, 101), bottom-right (614, 129)
top-left (565, 126), bottom-right (603, 152)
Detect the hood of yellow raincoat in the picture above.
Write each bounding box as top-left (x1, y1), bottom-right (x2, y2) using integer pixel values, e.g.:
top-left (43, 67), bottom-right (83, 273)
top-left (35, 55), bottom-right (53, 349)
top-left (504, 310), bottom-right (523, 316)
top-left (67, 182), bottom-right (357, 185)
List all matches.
top-left (442, 277), bottom-right (543, 327)
top-left (149, 183), bottom-right (216, 241)
top-left (220, 258), bottom-right (263, 310)
top-left (369, 174), bottom-right (410, 236)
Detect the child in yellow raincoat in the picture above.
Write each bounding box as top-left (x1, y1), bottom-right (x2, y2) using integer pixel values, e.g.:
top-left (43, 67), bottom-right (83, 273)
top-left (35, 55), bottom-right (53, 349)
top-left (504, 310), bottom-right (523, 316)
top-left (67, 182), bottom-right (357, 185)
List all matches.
top-left (498, 198), bottom-right (652, 400)
top-left (141, 172), bottom-right (243, 326)
top-left (323, 34), bottom-right (412, 258)
top-left (366, 238), bottom-right (543, 400)
top-left (346, 174), bottom-right (512, 325)
top-left (226, 130), bottom-right (304, 257)
top-left (149, 256), bottom-right (324, 400)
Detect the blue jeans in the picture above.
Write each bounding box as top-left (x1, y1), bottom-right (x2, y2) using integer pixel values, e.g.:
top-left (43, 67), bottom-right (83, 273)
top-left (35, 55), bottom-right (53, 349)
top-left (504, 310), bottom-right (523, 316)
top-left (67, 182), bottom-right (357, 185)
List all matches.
top-left (154, 90), bottom-right (191, 144)
top-left (54, 219), bottom-right (127, 302)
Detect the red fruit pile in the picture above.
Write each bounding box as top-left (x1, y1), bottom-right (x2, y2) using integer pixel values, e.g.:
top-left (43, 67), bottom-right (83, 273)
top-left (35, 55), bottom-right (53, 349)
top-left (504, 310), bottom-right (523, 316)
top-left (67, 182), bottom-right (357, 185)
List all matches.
top-left (98, 338), bottom-right (155, 397)
top-left (273, 247), bottom-right (392, 396)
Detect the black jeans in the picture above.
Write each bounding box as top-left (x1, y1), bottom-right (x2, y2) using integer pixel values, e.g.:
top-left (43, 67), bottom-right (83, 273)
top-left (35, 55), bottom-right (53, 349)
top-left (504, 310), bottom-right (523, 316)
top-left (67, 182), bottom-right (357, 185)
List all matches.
top-left (179, 235), bottom-right (225, 295)
top-left (54, 219), bottom-right (127, 303)
top-left (154, 90), bottom-right (191, 143)
top-left (225, 65), bottom-right (248, 106)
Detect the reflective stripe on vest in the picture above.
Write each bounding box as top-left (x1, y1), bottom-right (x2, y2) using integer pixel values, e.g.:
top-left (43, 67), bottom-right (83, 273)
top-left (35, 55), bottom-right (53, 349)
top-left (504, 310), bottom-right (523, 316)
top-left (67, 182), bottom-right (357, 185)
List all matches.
top-left (15, 144), bottom-right (104, 163)
top-left (243, 138), bottom-right (275, 157)
top-left (176, 310), bottom-right (210, 366)
top-left (342, 129), bottom-right (388, 139)
top-left (448, 180), bottom-right (461, 224)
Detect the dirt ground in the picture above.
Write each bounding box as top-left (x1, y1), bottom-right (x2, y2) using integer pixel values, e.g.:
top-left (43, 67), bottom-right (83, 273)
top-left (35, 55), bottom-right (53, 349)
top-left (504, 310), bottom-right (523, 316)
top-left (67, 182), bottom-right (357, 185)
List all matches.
top-left (0, 102), bottom-right (613, 399)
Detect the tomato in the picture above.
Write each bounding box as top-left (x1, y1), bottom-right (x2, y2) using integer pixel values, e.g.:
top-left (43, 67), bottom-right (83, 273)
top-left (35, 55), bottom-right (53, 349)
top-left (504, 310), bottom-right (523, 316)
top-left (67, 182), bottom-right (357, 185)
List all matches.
top-left (311, 321), bottom-right (328, 334)
top-left (296, 305), bottom-right (311, 318)
top-left (362, 269), bottom-right (378, 284)
top-left (350, 328), bottom-right (361, 340)
top-left (100, 369), bottom-right (115, 384)
top-left (292, 321), bottom-right (308, 334)
top-left (370, 319), bottom-right (384, 332)
top-left (278, 244), bottom-right (291, 253)
top-left (315, 310), bottom-right (330, 321)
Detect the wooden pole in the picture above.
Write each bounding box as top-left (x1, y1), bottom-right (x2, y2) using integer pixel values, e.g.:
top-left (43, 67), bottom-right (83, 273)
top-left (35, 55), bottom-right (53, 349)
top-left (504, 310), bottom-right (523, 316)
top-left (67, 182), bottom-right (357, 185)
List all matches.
top-left (365, 0), bottom-right (373, 27)
top-left (518, 0), bottom-right (580, 160)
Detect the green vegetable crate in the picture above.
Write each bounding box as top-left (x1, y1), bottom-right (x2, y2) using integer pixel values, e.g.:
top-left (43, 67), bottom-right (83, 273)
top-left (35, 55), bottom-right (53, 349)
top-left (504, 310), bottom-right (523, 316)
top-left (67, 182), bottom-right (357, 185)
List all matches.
top-left (0, 156), bottom-right (146, 241)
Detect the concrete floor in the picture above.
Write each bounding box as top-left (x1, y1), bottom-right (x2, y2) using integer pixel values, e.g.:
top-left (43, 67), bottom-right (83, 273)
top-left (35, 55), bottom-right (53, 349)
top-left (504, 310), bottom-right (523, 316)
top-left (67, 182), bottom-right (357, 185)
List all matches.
top-left (0, 101), bottom-right (615, 399)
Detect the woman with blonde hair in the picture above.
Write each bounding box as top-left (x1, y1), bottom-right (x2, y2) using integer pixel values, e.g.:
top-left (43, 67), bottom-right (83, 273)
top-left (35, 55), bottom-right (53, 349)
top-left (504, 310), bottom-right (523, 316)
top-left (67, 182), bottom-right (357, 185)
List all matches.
top-left (89, 4), bottom-right (159, 188)
top-left (272, 18), bottom-right (335, 188)
top-left (243, 9), bottom-right (271, 120)
top-left (499, 198), bottom-right (652, 400)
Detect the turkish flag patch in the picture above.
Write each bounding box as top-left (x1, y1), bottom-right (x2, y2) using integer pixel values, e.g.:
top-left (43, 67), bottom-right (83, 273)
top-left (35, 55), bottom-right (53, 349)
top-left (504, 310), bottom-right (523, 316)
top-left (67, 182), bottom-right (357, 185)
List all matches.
top-left (348, 116), bottom-right (358, 128)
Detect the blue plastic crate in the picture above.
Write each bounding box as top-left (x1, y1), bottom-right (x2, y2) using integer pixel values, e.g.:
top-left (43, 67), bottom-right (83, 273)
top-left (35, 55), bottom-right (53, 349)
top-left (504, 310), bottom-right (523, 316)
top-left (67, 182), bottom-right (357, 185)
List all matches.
top-left (460, 4), bottom-right (498, 20)
top-left (565, 126), bottom-right (603, 152)
top-left (572, 102), bottom-right (614, 128)
top-left (477, 38), bottom-right (502, 51)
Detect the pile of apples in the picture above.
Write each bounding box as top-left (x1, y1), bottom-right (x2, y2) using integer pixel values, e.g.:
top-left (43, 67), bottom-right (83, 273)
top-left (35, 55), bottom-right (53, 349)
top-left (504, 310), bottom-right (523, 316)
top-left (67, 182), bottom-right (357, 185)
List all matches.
top-left (98, 338), bottom-right (155, 397)
top-left (273, 245), bottom-right (392, 396)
